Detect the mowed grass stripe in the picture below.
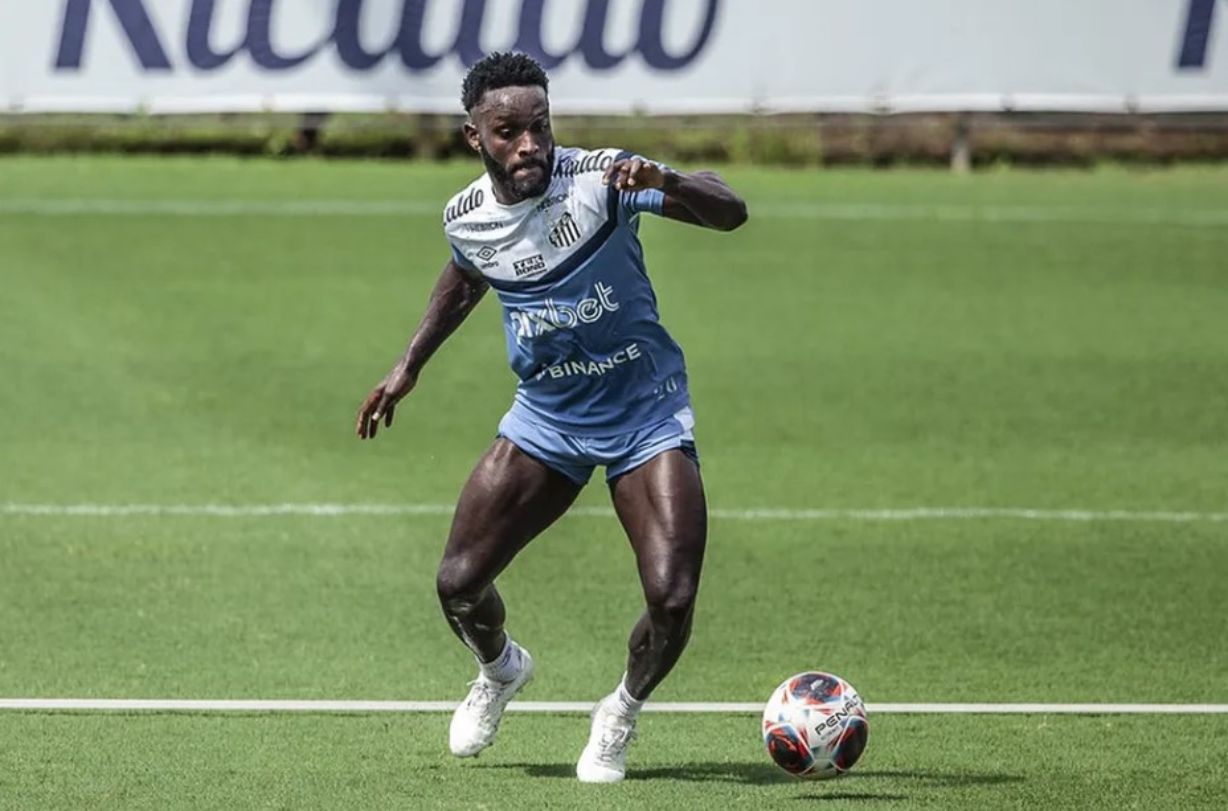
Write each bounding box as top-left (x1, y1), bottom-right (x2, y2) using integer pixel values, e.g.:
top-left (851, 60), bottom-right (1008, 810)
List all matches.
top-left (3, 713), bottom-right (1225, 809)
top-left (3, 197), bottom-right (1228, 226)
top-left (3, 503), bottom-right (1227, 522)
top-left (3, 699), bottom-right (1228, 714)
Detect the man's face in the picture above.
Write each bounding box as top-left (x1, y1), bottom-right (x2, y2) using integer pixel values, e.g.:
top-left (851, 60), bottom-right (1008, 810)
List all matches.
top-left (466, 85), bottom-right (555, 202)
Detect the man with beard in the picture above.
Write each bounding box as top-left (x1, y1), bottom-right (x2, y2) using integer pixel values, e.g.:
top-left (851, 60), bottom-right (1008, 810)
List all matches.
top-left (356, 52), bottom-right (747, 783)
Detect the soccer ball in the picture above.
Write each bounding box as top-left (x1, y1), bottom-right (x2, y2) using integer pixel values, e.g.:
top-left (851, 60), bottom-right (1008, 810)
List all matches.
top-left (762, 671), bottom-right (869, 779)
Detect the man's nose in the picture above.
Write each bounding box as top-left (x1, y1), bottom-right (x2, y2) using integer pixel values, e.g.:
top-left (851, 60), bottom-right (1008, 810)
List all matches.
top-left (517, 131), bottom-right (541, 155)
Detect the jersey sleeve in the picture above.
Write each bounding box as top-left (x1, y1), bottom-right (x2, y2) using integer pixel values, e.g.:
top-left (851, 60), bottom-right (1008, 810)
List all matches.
top-left (613, 151), bottom-right (670, 222)
top-left (448, 239), bottom-right (480, 274)
top-left (619, 187), bottom-right (666, 218)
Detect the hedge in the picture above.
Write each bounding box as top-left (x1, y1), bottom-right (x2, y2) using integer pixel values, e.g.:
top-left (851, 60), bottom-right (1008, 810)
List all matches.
top-left (2, 112), bottom-right (1227, 166)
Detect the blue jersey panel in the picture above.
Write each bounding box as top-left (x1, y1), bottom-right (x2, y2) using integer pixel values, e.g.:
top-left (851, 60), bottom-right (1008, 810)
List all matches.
top-left (499, 218), bottom-right (690, 435)
top-left (443, 146), bottom-right (690, 436)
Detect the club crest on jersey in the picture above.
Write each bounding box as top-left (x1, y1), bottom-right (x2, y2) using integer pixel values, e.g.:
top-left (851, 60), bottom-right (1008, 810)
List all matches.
top-left (549, 213), bottom-right (583, 249)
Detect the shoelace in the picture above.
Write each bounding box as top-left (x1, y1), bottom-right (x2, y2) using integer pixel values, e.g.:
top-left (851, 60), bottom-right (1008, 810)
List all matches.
top-left (463, 679), bottom-right (503, 713)
top-left (595, 720), bottom-right (637, 764)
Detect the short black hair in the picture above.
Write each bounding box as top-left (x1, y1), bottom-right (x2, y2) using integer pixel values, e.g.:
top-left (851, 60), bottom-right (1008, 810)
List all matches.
top-left (461, 51), bottom-right (549, 114)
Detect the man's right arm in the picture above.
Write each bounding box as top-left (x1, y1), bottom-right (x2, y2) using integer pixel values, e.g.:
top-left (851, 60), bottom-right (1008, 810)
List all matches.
top-left (356, 260), bottom-right (489, 440)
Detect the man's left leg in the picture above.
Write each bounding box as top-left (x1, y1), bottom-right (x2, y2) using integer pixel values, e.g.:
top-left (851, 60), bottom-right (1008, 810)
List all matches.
top-left (576, 448), bottom-right (707, 783)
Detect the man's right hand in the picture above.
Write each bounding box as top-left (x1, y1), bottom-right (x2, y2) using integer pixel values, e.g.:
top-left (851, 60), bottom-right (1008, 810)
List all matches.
top-left (356, 364), bottom-right (418, 440)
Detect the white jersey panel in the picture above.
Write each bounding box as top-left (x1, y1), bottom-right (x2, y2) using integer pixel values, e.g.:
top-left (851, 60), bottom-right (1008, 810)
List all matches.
top-left (443, 147), bottom-right (620, 287)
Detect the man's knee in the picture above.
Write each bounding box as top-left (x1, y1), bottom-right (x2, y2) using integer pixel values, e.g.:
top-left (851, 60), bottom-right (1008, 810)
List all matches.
top-left (643, 569), bottom-right (700, 626)
top-left (436, 556), bottom-right (487, 614)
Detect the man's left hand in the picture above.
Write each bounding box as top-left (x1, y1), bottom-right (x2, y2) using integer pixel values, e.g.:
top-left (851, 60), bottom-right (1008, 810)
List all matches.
top-left (603, 158), bottom-right (667, 192)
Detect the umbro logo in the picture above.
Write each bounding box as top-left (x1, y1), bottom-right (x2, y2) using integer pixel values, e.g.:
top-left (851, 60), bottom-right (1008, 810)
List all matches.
top-left (476, 246), bottom-right (498, 262)
top-left (548, 213), bottom-right (582, 249)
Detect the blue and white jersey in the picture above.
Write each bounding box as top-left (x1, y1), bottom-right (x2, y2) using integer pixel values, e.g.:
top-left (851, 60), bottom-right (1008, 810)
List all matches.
top-left (443, 146), bottom-right (690, 436)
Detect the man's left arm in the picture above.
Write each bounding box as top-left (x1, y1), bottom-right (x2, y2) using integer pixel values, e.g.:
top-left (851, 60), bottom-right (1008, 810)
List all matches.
top-left (603, 158), bottom-right (748, 232)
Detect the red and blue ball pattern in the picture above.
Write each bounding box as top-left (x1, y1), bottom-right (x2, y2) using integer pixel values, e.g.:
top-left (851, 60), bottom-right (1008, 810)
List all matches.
top-left (829, 715), bottom-right (869, 774)
top-left (762, 671), bottom-right (869, 779)
top-left (762, 721), bottom-right (815, 775)
top-left (788, 672), bottom-right (846, 705)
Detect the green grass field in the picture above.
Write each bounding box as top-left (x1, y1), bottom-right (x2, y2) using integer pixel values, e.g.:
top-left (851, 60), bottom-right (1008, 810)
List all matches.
top-left (1, 156), bottom-right (1226, 809)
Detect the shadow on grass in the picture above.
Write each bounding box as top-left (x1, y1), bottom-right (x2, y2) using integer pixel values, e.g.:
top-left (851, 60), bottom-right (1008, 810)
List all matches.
top-left (488, 762), bottom-right (1023, 790)
top-left (489, 761), bottom-right (786, 784)
top-left (791, 794), bottom-right (910, 803)
top-left (848, 770), bottom-right (1024, 787)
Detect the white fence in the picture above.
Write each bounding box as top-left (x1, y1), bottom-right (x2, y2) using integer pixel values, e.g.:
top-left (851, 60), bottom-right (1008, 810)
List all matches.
top-left (2, 1), bottom-right (1226, 114)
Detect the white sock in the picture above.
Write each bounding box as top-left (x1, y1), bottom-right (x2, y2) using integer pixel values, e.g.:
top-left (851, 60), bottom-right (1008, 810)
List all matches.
top-left (478, 636), bottom-right (523, 684)
top-left (610, 675), bottom-right (646, 721)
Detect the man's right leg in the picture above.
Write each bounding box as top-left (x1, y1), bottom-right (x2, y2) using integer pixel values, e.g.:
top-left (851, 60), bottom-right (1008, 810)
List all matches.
top-left (437, 437), bottom-right (584, 756)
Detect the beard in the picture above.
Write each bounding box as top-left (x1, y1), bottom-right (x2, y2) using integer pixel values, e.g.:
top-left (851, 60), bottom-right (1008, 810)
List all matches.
top-left (482, 143), bottom-right (554, 202)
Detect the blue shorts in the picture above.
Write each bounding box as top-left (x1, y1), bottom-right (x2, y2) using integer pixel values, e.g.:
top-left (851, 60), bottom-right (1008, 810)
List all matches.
top-left (497, 407), bottom-right (699, 486)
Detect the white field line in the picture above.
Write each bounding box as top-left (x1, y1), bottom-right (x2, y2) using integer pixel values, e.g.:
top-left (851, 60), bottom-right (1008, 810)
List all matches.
top-left (2, 503), bottom-right (1227, 523)
top-left (1, 698), bottom-right (1226, 715)
top-left (0, 198), bottom-right (439, 217)
top-left (2, 197), bottom-right (1228, 227)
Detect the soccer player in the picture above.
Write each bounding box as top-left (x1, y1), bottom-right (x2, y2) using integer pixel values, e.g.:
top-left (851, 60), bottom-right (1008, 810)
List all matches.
top-left (356, 52), bottom-right (747, 783)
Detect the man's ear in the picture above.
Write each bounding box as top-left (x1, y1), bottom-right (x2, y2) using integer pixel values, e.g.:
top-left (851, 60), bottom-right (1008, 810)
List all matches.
top-left (462, 121), bottom-right (481, 153)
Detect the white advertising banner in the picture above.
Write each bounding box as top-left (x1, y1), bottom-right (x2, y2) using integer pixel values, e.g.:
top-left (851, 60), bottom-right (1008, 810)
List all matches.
top-left (1, 1), bottom-right (1226, 114)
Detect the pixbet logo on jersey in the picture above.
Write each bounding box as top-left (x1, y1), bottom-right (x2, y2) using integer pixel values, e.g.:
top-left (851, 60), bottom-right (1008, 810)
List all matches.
top-left (509, 281), bottom-right (619, 340)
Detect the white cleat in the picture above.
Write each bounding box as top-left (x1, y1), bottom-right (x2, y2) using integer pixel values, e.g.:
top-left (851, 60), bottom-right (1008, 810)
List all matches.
top-left (448, 648), bottom-right (534, 758)
top-left (576, 697), bottom-right (638, 783)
